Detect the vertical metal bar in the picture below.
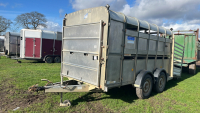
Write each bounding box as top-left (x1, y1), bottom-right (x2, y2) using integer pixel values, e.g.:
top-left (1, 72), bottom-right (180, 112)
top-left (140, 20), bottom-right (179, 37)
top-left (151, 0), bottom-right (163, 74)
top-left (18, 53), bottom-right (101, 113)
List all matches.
top-left (61, 17), bottom-right (66, 85)
top-left (162, 28), bottom-right (167, 69)
top-left (154, 25), bottom-right (159, 70)
top-left (97, 20), bottom-right (103, 87)
top-left (33, 38), bottom-right (35, 58)
top-left (145, 21), bottom-right (150, 70)
top-left (168, 33), bottom-right (172, 76)
top-left (133, 18), bottom-right (140, 83)
top-left (120, 15), bottom-right (127, 86)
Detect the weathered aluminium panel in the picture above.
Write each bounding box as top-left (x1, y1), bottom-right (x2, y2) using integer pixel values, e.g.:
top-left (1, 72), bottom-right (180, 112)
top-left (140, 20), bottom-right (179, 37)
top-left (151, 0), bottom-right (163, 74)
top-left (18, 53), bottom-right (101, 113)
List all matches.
top-left (62, 23), bottom-right (101, 86)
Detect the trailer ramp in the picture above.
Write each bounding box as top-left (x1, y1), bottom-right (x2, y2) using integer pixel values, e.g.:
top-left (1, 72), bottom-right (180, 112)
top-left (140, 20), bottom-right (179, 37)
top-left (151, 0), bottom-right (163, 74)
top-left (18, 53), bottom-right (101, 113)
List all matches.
top-left (173, 42), bottom-right (185, 77)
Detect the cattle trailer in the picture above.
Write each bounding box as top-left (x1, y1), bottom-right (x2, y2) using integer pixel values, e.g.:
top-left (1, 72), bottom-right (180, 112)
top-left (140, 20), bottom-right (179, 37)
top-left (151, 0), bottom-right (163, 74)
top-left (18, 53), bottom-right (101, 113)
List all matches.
top-left (29, 6), bottom-right (184, 106)
top-left (19, 29), bottom-right (62, 63)
top-left (4, 32), bottom-right (20, 56)
top-left (174, 29), bottom-right (199, 74)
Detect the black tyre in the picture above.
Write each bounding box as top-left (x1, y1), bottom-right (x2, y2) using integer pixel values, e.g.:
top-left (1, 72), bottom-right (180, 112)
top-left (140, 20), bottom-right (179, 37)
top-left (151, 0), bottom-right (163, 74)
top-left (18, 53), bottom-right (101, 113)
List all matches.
top-left (5, 50), bottom-right (8, 55)
top-left (54, 57), bottom-right (61, 63)
top-left (45, 57), bottom-right (53, 63)
top-left (136, 74), bottom-right (153, 99)
top-left (153, 72), bottom-right (166, 93)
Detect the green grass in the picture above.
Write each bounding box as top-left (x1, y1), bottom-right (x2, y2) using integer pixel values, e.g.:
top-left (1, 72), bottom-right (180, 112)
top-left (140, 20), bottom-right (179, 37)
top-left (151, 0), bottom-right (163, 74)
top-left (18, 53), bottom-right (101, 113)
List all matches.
top-left (1, 56), bottom-right (200, 113)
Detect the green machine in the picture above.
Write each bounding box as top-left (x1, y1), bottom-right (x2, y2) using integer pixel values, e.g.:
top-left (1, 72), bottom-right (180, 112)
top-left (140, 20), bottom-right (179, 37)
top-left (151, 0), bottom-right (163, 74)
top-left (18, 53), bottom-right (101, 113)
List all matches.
top-left (174, 29), bottom-right (199, 74)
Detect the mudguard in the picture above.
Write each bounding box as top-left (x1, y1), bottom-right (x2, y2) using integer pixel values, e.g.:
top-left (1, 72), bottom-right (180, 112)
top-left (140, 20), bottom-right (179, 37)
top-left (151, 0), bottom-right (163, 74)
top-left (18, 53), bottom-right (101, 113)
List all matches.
top-left (134, 70), bottom-right (154, 88)
top-left (153, 68), bottom-right (167, 82)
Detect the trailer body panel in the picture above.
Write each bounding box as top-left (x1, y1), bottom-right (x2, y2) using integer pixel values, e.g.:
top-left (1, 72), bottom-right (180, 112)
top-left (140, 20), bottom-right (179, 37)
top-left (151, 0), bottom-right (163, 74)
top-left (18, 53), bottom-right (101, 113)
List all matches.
top-left (4, 32), bottom-right (20, 55)
top-left (20, 29), bottom-right (62, 60)
top-left (62, 6), bottom-right (183, 91)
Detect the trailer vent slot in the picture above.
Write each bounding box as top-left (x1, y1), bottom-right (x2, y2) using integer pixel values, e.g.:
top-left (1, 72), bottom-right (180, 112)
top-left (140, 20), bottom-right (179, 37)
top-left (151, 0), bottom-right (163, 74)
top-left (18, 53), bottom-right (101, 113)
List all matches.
top-left (93, 56), bottom-right (98, 60)
top-left (84, 53), bottom-right (88, 56)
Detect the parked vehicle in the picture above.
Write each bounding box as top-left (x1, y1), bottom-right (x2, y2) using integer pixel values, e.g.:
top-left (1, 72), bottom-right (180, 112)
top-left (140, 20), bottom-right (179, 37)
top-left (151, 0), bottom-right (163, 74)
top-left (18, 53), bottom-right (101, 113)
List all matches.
top-left (173, 29), bottom-right (199, 74)
top-left (29, 5), bottom-right (185, 106)
top-left (19, 29), bottom-right (62, 63)
top-left (4, 32), bottom-right (20, 56)
top-left (0, 36), bottom-right (5, 52)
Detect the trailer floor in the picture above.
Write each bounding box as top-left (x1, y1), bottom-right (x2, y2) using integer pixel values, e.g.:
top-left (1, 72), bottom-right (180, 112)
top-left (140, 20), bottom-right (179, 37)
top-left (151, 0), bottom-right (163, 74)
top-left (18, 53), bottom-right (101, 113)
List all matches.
top-left (0, 56), bottom-right (200, 112)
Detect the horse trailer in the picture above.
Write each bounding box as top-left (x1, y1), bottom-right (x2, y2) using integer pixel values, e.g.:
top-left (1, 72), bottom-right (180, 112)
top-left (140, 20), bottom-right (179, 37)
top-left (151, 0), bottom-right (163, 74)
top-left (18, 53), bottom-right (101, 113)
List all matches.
top-left (29, 6), bottom-right (185, 106)
top-left (18, 29), bottom-right (62, 63)
top-left (4, 32), bottom-right (20, 56)
top-left (174, 29), bottom-right (199, 74)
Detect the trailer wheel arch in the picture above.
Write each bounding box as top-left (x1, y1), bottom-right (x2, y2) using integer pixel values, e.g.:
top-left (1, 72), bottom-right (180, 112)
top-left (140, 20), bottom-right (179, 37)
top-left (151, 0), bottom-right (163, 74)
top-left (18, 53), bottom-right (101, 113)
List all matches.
top-left (153, 68), bottom-right (167, 80)
top-left (153, 68), bottom-right (167, 93)
top-left (134, 70), bottom-right (154, 88)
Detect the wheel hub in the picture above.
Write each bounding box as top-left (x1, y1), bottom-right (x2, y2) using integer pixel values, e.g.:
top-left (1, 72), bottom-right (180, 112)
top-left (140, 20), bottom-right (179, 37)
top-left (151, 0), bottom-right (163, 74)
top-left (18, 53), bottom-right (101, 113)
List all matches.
top-left (159, 77), bottom-right (164, 88)
top-left (143, 79), bottom-right (150, 93)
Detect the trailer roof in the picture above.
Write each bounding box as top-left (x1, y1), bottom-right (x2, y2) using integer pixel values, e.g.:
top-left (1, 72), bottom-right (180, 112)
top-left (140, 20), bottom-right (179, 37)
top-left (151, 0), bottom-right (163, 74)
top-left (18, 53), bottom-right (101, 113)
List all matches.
top-left (21, 29), bottom-right (62, 33)
top-left (65, 6), bottom-right (172, 36)
top-left (6, 32), bottom-right (20, 36)
top-left (109, 10), bottom-right (172, 35)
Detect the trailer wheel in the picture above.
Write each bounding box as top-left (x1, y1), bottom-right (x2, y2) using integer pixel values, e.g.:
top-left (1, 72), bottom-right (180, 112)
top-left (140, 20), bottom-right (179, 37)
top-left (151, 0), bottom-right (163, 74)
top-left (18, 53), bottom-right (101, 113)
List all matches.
top-left (54, 57), bottom-right (61, 63)
top-left (189, 63), bottom-right (196, 75)
top-left (5, 50), bottom-right (8, 55)
top-left (45, 57), bottom-right (53, 63)
top-left (153, 72), bottom-right (166, 93)
top-left (136, 74), bottom-right (153, 99)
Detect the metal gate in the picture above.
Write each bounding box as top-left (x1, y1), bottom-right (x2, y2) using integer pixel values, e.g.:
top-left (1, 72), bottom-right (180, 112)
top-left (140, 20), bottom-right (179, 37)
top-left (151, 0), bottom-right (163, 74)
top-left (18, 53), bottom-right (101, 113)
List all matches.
top-left (173, 42), bottom-right (185, 77)
top-left (62, 21), bottom-right (103, 86)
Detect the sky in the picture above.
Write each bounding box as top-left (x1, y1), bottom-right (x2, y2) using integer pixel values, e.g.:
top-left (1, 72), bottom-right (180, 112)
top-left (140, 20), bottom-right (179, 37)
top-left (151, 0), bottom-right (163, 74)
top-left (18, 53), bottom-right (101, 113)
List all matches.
top-left (1, 0), bottom-right (200, 36)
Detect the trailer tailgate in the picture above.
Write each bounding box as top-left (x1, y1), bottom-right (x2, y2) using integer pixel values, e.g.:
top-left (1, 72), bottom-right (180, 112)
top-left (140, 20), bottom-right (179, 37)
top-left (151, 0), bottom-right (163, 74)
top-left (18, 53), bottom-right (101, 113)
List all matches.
top-left (62, 22), bottom-right (103, 86)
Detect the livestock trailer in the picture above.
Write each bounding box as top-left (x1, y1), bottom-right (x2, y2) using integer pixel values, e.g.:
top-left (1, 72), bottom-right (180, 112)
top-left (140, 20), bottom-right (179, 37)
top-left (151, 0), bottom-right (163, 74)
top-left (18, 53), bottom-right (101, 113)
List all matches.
top-left (0, 36), bottom-right (5, 52)
top-left (19, 29), bottom-right (62, 63)
top-left (174, 29), bottom-right (199, 74)
top-left (29, 6), bottom-right (184, 106)
top-left (4, 32), bottom-right (20, 56)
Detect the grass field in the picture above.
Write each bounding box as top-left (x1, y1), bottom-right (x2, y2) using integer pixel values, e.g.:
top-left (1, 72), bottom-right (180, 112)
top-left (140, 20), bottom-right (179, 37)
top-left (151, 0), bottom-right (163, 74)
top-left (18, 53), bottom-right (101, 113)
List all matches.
top-left (0, 56), bottom-right (200, 113)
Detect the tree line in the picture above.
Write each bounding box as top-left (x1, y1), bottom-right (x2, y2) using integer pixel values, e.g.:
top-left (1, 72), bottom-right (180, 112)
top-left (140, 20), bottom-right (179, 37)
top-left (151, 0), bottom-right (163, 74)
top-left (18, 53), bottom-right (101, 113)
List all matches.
top-left (0, 12), bottom-right (47, 35)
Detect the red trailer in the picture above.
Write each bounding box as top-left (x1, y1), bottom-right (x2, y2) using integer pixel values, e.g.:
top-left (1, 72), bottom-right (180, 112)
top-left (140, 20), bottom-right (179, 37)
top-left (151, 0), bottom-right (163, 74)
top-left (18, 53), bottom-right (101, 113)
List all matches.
top-left (20, 29), bottom-right (62, 63)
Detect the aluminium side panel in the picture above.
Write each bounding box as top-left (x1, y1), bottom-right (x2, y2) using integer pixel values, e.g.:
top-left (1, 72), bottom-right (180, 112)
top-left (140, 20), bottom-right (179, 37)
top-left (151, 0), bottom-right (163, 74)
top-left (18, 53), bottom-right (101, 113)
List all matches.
top-left (106, 20), bottom-right (123, 86)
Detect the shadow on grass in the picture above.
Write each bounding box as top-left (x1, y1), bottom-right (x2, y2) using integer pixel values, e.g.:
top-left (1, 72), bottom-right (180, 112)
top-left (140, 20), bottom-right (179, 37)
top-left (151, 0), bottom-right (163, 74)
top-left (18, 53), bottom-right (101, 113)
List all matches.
top-left (70, 67), bottom-right (200, 106)
top-left (17, 60), bottom-right (45, 63)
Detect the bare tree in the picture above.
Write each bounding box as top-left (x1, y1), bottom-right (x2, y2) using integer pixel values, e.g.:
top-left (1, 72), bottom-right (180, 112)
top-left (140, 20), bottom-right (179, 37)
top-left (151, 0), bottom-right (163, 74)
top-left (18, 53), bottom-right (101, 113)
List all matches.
top-left (15, 11), bottom-right (47, 30)
top-left (0, 16), bottom-right (12, 33)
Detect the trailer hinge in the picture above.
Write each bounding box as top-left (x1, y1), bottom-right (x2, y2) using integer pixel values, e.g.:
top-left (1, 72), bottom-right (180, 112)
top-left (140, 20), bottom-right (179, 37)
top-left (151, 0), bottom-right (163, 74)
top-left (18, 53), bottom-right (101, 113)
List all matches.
top-left (122, 29), bottom-right (126, 32)
top-left (102, 22), bottom-right (106, 26)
